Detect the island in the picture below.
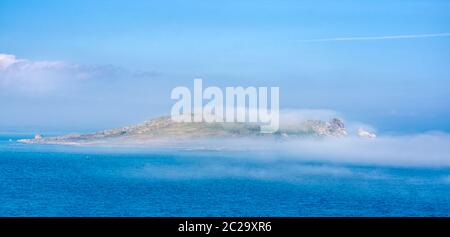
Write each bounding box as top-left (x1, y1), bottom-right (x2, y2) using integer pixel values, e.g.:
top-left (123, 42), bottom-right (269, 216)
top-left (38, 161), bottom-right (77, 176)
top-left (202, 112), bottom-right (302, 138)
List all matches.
top-left (18, 116), bottom-right (374, 147)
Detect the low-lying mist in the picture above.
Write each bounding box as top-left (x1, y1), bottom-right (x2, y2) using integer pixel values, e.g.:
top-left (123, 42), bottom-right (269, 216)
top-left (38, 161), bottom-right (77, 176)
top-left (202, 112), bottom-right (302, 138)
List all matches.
top-left (168, 132), bottom-right (450, 167)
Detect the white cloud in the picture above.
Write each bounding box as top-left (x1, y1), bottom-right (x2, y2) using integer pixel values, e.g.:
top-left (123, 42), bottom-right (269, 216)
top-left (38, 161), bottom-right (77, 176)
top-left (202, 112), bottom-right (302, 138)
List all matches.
top-left (0, 53), bottom-right (157, 95)
top-left (129, 132), bottom-right (450, 167)
top-left (0, 54), bottom-right (21, 69)
top-left (301, 33), bottom-right (450, 42)
top-left (277, 133), bottom-right (450, 167)
top-left (0, 53), bottom-right (88, 94)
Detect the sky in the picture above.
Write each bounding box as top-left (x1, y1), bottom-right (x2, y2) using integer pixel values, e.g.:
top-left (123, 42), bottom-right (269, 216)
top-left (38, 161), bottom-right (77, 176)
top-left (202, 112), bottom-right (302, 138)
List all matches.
top-left (1, 0), bottom-right (450, 134)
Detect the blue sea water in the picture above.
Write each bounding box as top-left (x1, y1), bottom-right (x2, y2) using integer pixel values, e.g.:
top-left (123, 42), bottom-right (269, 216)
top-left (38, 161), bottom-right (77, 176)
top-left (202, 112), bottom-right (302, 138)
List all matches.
top-left (0, 135), bottom-right (450, 216)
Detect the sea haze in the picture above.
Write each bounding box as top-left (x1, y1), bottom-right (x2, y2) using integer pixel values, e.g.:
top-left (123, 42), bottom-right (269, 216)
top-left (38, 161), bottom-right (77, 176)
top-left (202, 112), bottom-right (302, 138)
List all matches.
top-left (1, 135), bottom-right (450, 216)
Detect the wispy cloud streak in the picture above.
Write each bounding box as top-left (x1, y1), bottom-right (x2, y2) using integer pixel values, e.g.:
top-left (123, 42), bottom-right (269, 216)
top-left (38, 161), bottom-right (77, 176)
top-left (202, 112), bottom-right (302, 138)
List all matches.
top-left (301, 33), bottom-right (450, 42)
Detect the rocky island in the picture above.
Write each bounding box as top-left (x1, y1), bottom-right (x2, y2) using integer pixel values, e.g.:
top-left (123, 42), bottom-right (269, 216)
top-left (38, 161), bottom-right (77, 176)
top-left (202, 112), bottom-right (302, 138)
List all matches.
top-left (18, 116), bottom-right (367, 147)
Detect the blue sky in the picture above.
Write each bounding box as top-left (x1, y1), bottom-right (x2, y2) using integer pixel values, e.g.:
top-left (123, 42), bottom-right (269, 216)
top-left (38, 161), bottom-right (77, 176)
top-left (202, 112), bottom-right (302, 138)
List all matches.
top-left (1, 0), bottom-right (450, 133)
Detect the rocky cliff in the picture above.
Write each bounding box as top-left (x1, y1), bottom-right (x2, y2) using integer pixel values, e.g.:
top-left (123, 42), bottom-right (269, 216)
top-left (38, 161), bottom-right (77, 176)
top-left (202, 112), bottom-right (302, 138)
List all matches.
top-left (18, 116), bottom-right (349, 146)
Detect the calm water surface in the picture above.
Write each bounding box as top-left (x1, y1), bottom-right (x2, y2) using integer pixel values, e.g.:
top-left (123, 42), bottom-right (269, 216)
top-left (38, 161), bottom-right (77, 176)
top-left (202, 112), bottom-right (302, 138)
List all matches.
top-left (1, 135), bottom-right (449, 216)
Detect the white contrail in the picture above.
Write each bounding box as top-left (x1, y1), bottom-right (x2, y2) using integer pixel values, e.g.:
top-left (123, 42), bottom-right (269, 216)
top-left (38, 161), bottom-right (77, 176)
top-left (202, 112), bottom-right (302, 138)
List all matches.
top-left (301, 33), bottom-right (450, 42)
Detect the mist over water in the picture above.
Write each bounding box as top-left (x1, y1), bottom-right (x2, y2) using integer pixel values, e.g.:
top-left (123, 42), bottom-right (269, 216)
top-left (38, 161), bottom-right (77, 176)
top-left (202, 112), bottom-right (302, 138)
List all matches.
top-left (1, 135), bottom-right (450, 216)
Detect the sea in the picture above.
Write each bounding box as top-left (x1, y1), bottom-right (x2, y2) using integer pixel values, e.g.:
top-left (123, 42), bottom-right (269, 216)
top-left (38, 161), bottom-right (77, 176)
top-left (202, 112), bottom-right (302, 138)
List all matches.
top-left (1, 134), bottom-right (450, 216)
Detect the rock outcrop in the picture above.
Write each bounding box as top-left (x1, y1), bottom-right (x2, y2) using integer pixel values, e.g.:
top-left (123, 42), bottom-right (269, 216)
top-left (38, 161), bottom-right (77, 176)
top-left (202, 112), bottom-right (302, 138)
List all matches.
top-left (18, 116), bottom-right (349, 145)
top-left (357, 128), bottom-right (376, 138)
